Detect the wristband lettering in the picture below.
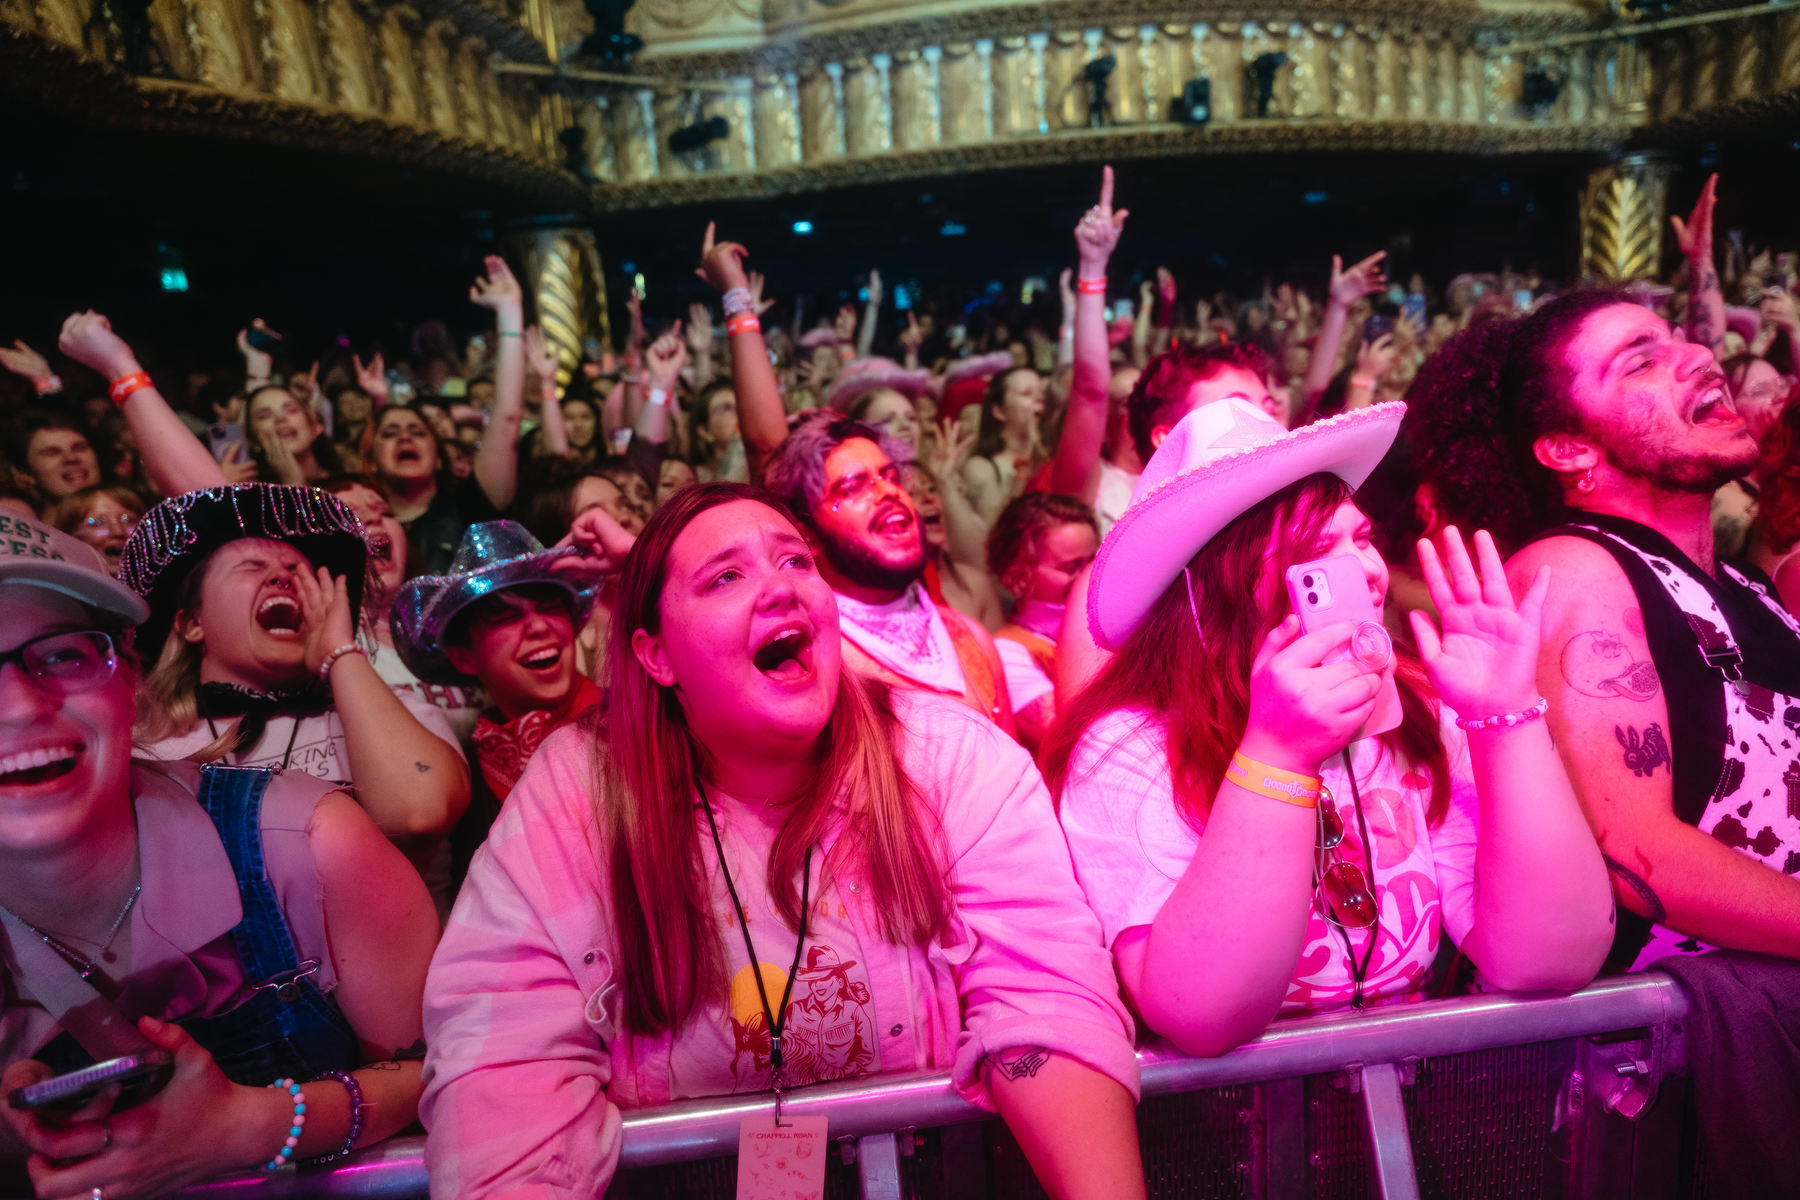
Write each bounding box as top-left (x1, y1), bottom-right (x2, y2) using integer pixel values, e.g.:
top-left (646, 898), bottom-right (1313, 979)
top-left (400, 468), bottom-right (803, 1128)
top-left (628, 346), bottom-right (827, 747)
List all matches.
top-left (1076, 278), bottom-right (1107, 295)
top-left (726, 314), bottom-right (762, 336)
top-left (108, 371), bottom-right (153, 406)
top-left (648, 388), bottom-right (671, 407)
top-left (1226, 752), bottom-right (1321, 809)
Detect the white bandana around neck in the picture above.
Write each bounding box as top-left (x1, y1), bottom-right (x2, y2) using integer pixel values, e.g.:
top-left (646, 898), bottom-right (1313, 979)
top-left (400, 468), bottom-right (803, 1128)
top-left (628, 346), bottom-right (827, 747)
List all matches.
top-left (834, 581), bottom-right (968, 696)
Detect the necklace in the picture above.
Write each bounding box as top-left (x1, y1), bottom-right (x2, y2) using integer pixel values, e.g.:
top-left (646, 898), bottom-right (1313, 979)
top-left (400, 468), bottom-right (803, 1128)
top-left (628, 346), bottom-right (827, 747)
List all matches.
top-left (23, 885), bottom-right (141, 981)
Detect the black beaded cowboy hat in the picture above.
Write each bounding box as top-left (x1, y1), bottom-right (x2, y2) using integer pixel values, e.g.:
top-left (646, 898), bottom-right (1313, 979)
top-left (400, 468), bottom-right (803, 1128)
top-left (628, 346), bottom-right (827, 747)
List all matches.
top-left (118, 484), bottom-right (372, 663)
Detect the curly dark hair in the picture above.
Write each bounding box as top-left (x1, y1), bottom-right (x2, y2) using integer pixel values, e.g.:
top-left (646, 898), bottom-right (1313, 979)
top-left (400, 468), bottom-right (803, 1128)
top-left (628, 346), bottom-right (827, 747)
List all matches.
top-left (1127, 341), bottom-right (1268, 464)
top-left (1403, 286), bottom-right (1637, 550)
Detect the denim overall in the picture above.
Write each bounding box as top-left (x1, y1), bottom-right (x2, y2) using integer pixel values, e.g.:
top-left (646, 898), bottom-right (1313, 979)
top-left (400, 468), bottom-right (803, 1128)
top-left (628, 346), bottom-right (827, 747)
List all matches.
top-left (37, 765), bottom-right (360, 1085)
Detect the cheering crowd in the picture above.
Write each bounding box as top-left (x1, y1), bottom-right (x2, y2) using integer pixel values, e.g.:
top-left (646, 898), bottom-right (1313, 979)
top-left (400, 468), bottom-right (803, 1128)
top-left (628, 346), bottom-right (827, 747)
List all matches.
top-left (1, 163), bottom-right (1798, 1199)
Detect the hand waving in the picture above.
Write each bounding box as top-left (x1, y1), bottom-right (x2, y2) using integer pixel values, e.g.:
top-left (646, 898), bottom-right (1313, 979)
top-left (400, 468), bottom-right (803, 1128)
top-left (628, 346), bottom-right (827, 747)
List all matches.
top-left (1408, 527), bottom-right (1548, 723)
top-left (351, 352), bottom-right (389, 401)
top-left (1074, 165), bottom-right (1128, 270)
top-left (1670, 172), bottom-right (1718, 263)
top-left (1328, 251), bottom-right (1387, 309)
top-left (0, 339), bottom-right (53, 385)
top-left (469, 255), bottom-right (522, 311)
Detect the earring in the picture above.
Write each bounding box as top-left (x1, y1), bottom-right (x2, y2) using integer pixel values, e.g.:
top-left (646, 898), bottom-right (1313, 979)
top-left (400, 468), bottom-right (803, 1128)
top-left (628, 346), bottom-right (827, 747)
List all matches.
top-left (1576, 467), bottom-right (1596, 496)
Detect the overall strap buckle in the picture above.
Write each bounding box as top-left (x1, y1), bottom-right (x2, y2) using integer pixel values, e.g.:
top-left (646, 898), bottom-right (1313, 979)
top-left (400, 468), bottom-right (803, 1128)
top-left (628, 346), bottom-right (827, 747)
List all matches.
top-left (249, 958), bottom-right (321, 1005)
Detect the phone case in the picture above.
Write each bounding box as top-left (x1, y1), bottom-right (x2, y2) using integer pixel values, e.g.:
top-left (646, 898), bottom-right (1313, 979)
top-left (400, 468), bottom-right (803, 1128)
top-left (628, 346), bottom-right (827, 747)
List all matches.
top-left (9, 1049), bottom-right (172, 1112)
top-left (1285, 554), bottom-right (1403, 742)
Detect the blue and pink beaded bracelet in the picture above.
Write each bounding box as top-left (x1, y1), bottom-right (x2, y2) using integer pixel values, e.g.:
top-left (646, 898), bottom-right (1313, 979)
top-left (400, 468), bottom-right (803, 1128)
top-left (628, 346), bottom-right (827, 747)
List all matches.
top-left (263, 1078), bottom-right (307, 1171)
top-left (1454, 696), bottom-right (1550, 732)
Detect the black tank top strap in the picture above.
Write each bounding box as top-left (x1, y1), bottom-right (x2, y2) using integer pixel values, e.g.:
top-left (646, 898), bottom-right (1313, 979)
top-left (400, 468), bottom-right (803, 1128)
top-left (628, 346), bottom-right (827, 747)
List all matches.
top-left (1523, 521), bottom-right (1725, 828)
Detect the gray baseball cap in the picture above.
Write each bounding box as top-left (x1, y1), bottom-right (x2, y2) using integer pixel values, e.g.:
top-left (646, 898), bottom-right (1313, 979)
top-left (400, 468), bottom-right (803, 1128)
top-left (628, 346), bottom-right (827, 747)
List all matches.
top-left (0, 510), bottom-right (149, 627)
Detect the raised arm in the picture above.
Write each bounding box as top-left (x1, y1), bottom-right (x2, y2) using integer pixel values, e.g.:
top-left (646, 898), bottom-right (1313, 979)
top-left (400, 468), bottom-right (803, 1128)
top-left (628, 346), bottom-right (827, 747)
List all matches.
top-left (635, 322), bottom-right (686, 447)
top-left (684, 302), bottom-right (716, 390)
top-left (1508, 536), bottom-right (1800, 958)
top-left (694, 221), bottom-right (786, 481)
top-left (469, 255), bottom-right (527, 509)
top-left (522, 325), bottom-right (570, 456)
top-left (0, 339), bottom-right (63, 399)
top-left (1050, 166), bottom-right (1126, 503)
top-left (857, 269), bottom-right (882, 360)
top-left (58, 311), bottom-right (227, 495)
top-left (298, 566), bottom-right (470, 838)
top-left (1408, 529), bottom-right (1612, 990)
top-left (1672, 173), bottom-right (1726, 359)
top-left (1299, 252), bottom-right (1386, 424)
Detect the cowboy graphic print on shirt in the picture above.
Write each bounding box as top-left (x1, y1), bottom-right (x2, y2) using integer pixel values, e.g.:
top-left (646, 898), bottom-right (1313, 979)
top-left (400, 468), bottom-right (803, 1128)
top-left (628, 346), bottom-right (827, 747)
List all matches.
top-left (726, 945), bottom-right (877, 1089)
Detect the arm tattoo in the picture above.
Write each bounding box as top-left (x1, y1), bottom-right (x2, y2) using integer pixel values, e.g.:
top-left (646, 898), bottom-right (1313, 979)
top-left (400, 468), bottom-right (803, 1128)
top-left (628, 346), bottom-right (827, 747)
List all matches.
top-left (392, 1038), bottom-right (427, 1061)
top-left (1616, 723), bottom-right (1672, 777)
top-left (985, 1045), bottom-right (1053, 1083)
top-left (415, 761), bottom-right (431, 772)
top-left (1561, 630), bottom-right (1661, 701)
top-left (1603, 854), bottom-right (1668, 924)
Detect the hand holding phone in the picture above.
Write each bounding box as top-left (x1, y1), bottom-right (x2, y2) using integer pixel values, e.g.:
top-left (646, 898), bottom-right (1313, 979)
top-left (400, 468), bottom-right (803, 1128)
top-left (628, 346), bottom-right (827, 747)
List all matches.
top-left (1286, 554), bottom-right (1403, 743)
top-left (8, 1048), bottom-right (171, 1114)
top-left (1243, 614), bottom-right (1389, 775)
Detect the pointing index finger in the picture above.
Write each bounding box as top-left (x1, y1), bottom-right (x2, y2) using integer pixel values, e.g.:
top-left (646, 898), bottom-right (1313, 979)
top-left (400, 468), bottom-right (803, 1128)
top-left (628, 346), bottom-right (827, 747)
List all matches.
top-left (1098, 165), bottom-right (1114, 214)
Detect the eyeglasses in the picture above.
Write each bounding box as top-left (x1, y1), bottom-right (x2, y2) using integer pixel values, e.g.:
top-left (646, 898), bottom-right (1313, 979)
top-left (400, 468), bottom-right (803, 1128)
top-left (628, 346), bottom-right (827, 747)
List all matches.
top-left (826, 462), bottom-right (910, 511)
top-left (1314, 787), bottom-right (1377, 930)
top-left (81, 512), bottom-right (140, 535)
top-left (0, 631), bottom-right (120, 696)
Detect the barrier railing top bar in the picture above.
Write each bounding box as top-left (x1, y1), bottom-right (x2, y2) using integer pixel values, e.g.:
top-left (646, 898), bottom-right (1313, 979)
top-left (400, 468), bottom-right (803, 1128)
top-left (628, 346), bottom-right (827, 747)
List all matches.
top-left (169, 974), bottom-right (1686, 1198)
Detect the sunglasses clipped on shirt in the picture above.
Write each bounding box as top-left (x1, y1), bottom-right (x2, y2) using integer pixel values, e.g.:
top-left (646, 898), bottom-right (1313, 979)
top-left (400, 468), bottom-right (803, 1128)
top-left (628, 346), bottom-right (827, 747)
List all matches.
top-left (0, 631), bottom-right (121, 697)
top-left (1315, 786), bottom-right (1377, 930)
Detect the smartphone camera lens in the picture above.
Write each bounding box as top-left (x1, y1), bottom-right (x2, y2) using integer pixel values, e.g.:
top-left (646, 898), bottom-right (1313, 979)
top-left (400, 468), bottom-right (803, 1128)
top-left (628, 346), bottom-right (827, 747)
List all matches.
top-left (1307, 592), bottom-right (1318, 605)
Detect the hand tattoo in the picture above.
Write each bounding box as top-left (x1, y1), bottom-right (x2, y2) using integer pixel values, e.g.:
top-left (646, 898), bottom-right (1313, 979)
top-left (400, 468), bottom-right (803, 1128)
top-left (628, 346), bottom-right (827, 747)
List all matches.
top-left (986, 1045), bottom-right (1052, 1082)
top-left (1603, 854), bottom-right (1667, 924)
top-left (1562, 630), bottom-right (1660, 701)
top-left (1617, 723), bottom-right (1672, 777)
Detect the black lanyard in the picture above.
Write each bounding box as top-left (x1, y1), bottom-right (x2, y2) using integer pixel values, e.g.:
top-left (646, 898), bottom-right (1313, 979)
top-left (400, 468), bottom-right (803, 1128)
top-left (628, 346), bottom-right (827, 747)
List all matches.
top-left (1332, 749), bottom-right (1380, 1010)
top-left (698, 786), bottom-right (813, 1091)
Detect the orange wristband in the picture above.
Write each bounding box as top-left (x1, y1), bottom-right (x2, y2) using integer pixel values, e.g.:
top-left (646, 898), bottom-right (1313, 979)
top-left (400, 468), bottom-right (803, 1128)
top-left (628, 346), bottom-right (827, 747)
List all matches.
top-left (1226, 752), bottom-right (1321, 808)
top-left (725, 314), bottom-right (762, 336)
top-left (108, 371), bottom-right (153, 405)
top-left (1076, 278), bottom-right (1107, 295)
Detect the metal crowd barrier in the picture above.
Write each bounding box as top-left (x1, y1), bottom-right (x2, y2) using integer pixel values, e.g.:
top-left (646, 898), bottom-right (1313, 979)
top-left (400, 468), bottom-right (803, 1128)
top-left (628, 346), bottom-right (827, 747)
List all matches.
top-left (169, 973), bottom-right (1692, 1200)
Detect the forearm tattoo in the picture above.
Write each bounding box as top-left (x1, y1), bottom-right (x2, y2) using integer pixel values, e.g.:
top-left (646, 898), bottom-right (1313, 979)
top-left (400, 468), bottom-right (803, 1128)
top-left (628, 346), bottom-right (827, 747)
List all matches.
top-left (1603, 855), bottom-right (1668, 925)
top-left (985, 1045), bottom-right (1053, 1083)
top-left (1561, 628), bottom-right (1661, 702)
top-left (1616, 723), bottom-right (1672, 777)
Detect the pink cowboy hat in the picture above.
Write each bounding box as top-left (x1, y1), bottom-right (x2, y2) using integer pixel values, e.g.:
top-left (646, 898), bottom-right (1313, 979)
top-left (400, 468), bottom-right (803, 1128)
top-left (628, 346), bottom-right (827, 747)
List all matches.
top-left (1087, 398), bottom-right (1405, 650)
top-left (828, 357), bottom-right (933, 411)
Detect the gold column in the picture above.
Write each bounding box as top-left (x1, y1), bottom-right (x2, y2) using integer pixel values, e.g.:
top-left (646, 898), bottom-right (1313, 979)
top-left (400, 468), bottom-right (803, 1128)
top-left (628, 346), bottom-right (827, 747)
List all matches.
top-left (1777, 8), bottom-right (1800, 90)
top-left (1366, 26), bottom-right (1396, 122)
top-left (752, 72), bottom-right (801, 167)
top-left (1288, 21), bottom-right (1327, 119)
top-left (1579, 154), bottom-right (1672, 282)
top-left (799, 64), bottom-right (841, 161)
top-left (517, 229), bottom-right (609, 392)
top-left (321, 0), bottom-right (379, 115)
top-left (32, 0), bottom-right (87, 50)
top-left (1400, 30), bottom-right (1429, 120)
top-left (189, 0), bottom-right (264, 91)
top-left (1043, 32), bottom-right (1087, 129)
top-left (148, 0), bottom-right (197, 81)
top-left (1201, 23), bottom-right (1242, 123)
top-left (1730, 19), bottom-right (1765, 102)
top-left (256, 0), bottom-right (326, 103)
top-left (843, 56), bottom-right (891, 156)
top-left (418, 20), bottom-right (460, 135)
top-left (1564, 46), bottom-right (1593, 125)
top-left (991, 36), bottom-right (1036, 136)
top-left (377, 5), bottom-right (422, 124)
top-left (1651, 35), bottom-right (1687, 123)
top-left (451, 37), bottom-right (491, 142)
top-left (940, 42), bottom-right (984, 142)
top-left (1689, 26), bottom-right (1722, 112)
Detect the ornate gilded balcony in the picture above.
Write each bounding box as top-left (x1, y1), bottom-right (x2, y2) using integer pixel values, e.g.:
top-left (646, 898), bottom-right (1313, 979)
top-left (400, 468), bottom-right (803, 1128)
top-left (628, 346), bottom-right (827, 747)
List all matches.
top-left (0, 0), bottom-right (586, 208)
top-left (548, 0), bottom-right (1800, 212)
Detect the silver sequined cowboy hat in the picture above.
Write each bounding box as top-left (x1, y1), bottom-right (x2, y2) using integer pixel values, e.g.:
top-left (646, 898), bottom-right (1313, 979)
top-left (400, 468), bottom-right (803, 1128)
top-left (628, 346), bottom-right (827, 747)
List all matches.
top-left (389, 520), bottom-right (596, 686)
top-left (118, 484), bottom-right (372, 662)
top-left (1088, 398), bottom-right (1405, 651)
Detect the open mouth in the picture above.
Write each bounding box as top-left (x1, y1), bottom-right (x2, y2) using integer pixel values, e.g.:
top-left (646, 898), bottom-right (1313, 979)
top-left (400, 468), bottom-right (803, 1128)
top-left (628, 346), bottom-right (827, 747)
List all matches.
top-left (368, 534), bottom-right (394, 567)
top-left (256, 594), bottom-right (303, 637)
top-left (0, 744), bottom-right (80, 787)
top-left (871, 503), bottom-right (914, 540)
top-left (518, 646), bottom-right (562, 672)
top-left (752, 624), bottom-right (815, 684)
top-left (1690, 382), bottom-right (1740, 428)
top-left (394, 446), bottom-right (423, 465)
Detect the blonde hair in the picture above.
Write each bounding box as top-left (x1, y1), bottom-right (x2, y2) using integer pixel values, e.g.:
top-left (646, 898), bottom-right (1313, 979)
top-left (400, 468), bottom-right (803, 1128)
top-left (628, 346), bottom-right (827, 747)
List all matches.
top-left (133, 552), bottom-right (235, 762)
top-left (600, 483), bottom-right (952, 1035)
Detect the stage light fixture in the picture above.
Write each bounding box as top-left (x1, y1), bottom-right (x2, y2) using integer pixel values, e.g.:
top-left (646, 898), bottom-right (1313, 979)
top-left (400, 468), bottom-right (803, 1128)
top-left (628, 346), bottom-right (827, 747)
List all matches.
top-left (793, 220), bottom-right (814, 234)
top-left (668, 115), bottom-right (729, 157)
top-left (1083, 54), bottom-right (1116, 127)
top-left (1248, 52), bottom-right (1288, 118)
top-left (1173, 77), bottom-right (1211, 126)
top-left (940, 221), bottom-right (967, 237)
top-left (575, 0), bottom-right (643, 64)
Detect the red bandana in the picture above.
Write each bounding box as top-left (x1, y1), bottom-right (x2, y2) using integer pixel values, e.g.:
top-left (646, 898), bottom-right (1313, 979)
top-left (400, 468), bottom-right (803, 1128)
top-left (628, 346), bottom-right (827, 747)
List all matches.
top-left (471, 677), bottom-right (603, 801)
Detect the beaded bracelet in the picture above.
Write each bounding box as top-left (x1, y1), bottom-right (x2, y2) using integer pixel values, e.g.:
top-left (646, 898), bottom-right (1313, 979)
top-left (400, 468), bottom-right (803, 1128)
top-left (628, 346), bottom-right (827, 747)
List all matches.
top-left (263, 1078), bottom-right (307, 1171)
top-left (318, 643), bottom-right (365, 681)
top-left (1454, 696), bottom-right (1549, 732)
top-left (1226, 752), bottom-right (1322, 809)
top-left (1076, 277), bottom-right (1107, 295)
top-left (307, 1071), bottom-right (365, 1164)
top-left (725, 314), bottom-right (762, 337)
top-left (108, 371), bottom-right (154, 406)
top-left (721, 286), bottom-right (756, 317)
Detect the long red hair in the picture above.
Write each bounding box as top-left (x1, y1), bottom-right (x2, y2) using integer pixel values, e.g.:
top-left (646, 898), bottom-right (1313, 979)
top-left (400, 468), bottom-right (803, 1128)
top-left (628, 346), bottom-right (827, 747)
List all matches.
top-left (597, 482), bottom-right (952, 1036)
top-left (1041, 473), bottom-right (1449, 830)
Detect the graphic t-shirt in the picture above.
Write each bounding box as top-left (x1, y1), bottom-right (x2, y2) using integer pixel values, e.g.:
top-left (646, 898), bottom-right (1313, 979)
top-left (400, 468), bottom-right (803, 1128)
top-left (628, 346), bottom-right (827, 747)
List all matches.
top-left (1058, 707), bottom-right (1480, 1013)
top-left (667, 794), bottom-right (879, 1098)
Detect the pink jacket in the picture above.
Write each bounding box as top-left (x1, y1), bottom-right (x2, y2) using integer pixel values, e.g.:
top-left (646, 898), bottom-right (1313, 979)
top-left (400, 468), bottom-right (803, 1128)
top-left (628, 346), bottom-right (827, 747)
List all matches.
top-left (421, 692), bottom-right (1137, 1198)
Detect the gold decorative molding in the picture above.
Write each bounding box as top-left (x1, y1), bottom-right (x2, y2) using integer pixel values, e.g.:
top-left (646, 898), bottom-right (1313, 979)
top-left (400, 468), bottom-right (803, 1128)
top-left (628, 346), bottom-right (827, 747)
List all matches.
top-left (519, 229), bottom-right (610, 389)
top-left (1579, 153), bottom-right (1670, 282)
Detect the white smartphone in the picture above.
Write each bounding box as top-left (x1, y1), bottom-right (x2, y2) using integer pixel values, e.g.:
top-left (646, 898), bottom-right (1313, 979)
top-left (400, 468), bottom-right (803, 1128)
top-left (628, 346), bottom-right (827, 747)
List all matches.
top-left (1286, 553), bottom-right (1402, 741)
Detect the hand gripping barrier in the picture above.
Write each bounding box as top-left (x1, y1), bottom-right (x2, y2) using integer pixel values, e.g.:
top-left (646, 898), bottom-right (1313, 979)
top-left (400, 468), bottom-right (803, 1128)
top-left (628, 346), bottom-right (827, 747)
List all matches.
top-left (167, 974), bottom-right (1691, 1200)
